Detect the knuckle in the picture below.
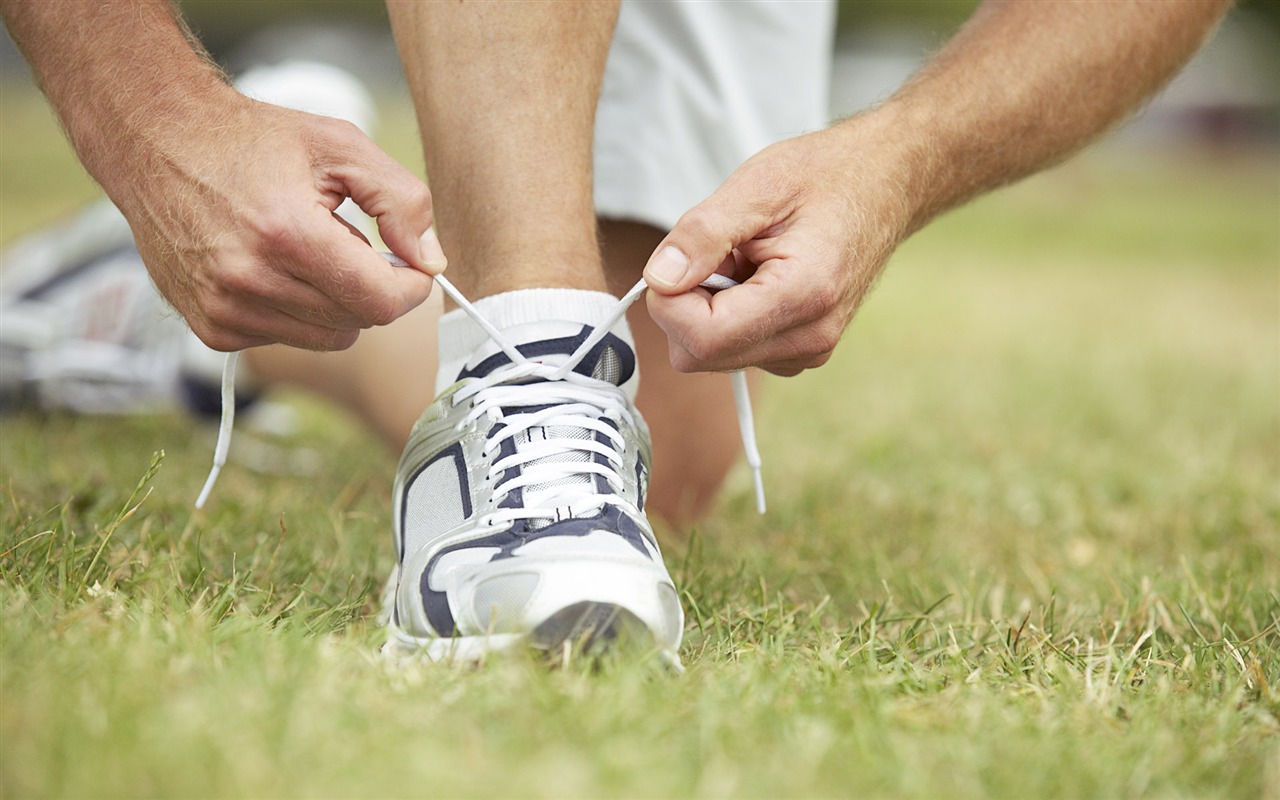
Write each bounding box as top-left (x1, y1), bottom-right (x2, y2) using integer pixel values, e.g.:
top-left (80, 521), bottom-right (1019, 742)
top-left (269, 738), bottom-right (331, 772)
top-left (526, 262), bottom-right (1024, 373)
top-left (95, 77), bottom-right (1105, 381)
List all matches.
top-left (813, 326), bottom-right (841, 356)
top-left (810, 284), bottom-right (840, 314)
top-left (191, 320), bottom-right (241, 353)
top-left (790, 317), bottom-right (843, 361)
top-left (681, 330), bottom-right (723, 364)
top-left (304, 115), bottom-right (362, 147)
top-left (330, 330), bottom-right (360, 351)
top-left (358, 294), bottom-right (401, 327)
top-left (797, 332), bottom-right (839, 364)
top-left (302, 326), bottom-right (358, 352)
top-left (248, 210), bottom-right (298, 248)
top-left (328, 117), bottom-right (362, 140)
top-left (669, 349), bottom-right (700, 374)
top-left (807, 350), bottom-right (834, 369)
top-left (201, 294), bottom-right (240, 329)
top-left (676, 208), bottom-right (720, 246)
top-left (404, 182), bottom-right (433, 215)
top-left (218, 264), bottom-right (258, 296)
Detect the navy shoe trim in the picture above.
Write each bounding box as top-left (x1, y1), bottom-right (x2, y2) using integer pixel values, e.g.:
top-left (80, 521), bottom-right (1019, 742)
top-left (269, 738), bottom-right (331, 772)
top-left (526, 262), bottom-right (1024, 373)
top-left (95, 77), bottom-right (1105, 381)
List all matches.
top-left (457, 327), bottom-right (635, 386)
top-left (399, 442), bottom-right (471, 561)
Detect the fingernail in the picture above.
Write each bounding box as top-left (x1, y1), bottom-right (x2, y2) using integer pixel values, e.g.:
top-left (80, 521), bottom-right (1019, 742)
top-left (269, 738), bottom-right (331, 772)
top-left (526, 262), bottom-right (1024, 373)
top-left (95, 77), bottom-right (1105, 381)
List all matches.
top-left (419, 226), bottom-right (448, 274)
top-left (644, 246), bottom-right (688, 289)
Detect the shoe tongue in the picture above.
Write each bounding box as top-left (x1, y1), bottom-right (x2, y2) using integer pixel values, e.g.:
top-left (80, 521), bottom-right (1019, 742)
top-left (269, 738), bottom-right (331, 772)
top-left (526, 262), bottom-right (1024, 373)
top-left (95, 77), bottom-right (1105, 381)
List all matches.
top-left (516, 422), bottom-right (599, 528)
top-left (456, 321), bottom-right (633, 388)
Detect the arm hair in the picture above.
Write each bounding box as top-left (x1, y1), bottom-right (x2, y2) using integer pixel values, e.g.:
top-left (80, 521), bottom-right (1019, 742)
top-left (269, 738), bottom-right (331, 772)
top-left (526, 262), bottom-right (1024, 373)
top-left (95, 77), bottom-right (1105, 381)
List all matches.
top-left (850, 0), bottom-right (1233, 235)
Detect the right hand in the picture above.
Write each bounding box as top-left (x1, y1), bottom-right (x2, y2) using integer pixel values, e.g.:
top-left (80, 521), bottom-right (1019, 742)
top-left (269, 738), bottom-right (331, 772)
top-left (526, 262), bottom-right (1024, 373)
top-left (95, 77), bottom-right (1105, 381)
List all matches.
top-left (113, 91), bottom-right (444, 352)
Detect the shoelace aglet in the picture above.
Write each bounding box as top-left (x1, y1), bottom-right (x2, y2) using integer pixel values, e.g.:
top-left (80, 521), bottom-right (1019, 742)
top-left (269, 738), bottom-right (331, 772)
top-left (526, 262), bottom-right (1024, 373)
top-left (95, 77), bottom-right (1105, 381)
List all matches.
top-left (195, 350), bottom-right (239, 509)
top-left (752, 469), bottom-right (767, 516)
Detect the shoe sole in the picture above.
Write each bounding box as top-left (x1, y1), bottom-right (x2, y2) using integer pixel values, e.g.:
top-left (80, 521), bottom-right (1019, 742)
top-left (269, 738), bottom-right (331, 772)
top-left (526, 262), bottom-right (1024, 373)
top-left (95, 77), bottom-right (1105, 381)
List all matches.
top-left (382, 602), bottom-right (682, 670)
top-left (382, 555), bottom-right (683, 668)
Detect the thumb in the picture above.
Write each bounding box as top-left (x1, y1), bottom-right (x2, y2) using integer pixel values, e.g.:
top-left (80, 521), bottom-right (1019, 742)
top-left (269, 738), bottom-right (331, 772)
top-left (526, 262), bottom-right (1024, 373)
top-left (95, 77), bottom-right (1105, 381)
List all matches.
top-left (643, 184), bottom-right (778, 295)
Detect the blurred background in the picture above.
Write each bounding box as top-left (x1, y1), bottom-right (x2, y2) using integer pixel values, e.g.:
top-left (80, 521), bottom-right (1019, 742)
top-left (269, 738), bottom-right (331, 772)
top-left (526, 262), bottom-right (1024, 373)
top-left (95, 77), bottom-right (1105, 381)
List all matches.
top-left (3, 0), bottom-right (1279, 194)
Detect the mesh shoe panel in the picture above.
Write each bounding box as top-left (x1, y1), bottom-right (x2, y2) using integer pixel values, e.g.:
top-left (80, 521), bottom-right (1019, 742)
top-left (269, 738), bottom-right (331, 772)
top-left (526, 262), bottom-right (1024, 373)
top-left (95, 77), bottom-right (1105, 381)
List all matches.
top-left (404, 450), bottom-right (468, 558)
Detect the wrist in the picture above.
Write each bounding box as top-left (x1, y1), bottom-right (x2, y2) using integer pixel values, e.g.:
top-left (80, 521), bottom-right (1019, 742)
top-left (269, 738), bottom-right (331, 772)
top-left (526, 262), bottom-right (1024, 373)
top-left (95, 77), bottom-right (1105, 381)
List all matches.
top-left (71, 72), bottom-right (242, 208)
top-left (824, 104), bottom-right (925, 246)
top-left (7, 0), bottom-right (240, 210)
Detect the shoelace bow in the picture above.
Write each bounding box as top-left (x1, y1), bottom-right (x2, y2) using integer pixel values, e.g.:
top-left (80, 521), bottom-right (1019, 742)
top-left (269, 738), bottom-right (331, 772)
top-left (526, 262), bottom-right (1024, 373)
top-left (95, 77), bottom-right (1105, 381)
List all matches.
top-left (196, 254), bottom-right (766, 515)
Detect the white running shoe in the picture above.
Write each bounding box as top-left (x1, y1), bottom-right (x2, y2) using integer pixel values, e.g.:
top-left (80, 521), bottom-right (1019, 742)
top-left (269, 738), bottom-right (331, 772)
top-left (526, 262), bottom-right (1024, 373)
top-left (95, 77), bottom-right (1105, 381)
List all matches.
top-left (382, 308), bottom-right (684, 666)
top-left (0, 200), bottom-right (189, 414)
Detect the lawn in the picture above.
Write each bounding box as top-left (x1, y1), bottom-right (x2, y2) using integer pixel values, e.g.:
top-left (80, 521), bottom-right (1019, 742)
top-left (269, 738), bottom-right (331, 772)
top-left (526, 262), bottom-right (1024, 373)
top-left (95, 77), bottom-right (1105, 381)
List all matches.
top-left (1, 86), bottom-right (1278, 798)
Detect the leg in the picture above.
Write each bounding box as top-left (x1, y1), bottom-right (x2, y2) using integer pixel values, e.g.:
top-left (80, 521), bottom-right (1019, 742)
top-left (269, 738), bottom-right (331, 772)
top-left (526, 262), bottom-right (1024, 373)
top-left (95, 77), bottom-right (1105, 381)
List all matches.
top-left (260, 2), bottom-right (776, 525)
top-left (589, 1), bottom-right (836, 521)
top-left (381, 2), bottom-right (687, 663)
top-left (386, 1), bottom-right (618, 300)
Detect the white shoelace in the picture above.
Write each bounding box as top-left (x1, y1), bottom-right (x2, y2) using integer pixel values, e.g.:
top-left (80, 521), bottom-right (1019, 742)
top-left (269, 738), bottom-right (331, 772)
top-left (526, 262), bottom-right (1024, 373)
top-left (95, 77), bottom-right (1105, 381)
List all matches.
top-left (195, 255), bottom-right (766, 515)
top-left (454, 361), bottom-right (642, 527)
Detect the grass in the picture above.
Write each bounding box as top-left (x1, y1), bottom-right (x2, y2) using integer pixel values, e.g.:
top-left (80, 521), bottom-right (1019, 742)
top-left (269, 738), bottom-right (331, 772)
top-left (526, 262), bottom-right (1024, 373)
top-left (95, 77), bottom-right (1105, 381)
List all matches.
top-left (2, 82), bottom-right (1278, 798)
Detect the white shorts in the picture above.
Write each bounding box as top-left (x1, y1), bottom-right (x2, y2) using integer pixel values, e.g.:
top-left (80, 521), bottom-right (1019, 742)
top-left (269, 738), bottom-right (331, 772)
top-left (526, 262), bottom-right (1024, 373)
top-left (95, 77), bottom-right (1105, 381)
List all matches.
top-left (594, 0), bottom-right (837, 231)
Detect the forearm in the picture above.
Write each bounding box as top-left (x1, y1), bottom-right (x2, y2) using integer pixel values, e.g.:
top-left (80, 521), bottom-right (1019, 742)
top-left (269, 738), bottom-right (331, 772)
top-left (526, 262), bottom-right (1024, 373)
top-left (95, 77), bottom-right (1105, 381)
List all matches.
top-left (643, 0), bottom-right (1231, 374)
top-left (1, 0), bottom-right (237, 206)
top-left (857, 0), bottom-right (1231, 236)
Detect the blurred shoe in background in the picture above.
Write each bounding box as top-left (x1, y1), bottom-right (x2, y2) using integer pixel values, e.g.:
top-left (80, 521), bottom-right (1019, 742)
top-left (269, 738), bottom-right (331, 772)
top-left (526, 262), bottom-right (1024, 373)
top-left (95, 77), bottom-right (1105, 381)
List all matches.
top-left (0, 59), bottom-right (379, 417)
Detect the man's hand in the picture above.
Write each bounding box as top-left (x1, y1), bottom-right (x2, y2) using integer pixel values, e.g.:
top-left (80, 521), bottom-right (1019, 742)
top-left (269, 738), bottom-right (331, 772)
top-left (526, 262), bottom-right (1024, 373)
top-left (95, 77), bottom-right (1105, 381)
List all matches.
top-left (644, 0), bottom-right (1230, 376)
top-left (643, 124), bottom-right (908, 377)
top-left (2, 0), bottom-right (445, 352)
top-left (121, 93), bottom-right (444, 352)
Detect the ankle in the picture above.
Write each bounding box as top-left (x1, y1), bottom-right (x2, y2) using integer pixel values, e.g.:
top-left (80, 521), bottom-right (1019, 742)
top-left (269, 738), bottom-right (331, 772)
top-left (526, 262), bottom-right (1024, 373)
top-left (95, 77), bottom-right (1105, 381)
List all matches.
top-left (438, 249), bottom-right (608, 304)
top-left (435, 287), bottom-right (635, 395)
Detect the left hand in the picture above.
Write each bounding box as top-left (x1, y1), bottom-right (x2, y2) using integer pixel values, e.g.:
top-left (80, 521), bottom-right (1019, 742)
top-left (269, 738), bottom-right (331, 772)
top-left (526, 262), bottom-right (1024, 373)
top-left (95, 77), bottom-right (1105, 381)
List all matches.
top-left (643, 122), bottom-right (912, 377)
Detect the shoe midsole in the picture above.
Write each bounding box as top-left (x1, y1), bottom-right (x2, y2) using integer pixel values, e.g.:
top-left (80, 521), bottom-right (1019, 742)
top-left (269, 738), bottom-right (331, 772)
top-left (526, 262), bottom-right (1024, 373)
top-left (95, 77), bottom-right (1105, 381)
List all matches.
top-left (463, 557), bottom-right (679, 641)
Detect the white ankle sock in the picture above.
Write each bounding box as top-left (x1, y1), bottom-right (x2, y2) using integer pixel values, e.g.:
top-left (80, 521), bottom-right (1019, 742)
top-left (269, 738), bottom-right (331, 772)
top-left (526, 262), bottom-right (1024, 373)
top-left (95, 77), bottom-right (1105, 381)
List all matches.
top-left (435, 288), bottom-right (636, 395)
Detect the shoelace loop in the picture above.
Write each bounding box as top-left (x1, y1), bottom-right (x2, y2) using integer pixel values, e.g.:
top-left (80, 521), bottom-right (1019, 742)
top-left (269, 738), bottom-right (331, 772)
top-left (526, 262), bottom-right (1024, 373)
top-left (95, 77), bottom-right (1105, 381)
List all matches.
top-left (195, 254), bottom-right (766, 515)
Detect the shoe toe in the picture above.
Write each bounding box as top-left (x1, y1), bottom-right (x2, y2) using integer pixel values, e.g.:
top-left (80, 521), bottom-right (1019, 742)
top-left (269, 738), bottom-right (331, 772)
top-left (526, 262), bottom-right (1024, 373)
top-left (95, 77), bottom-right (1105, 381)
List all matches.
top-left (467, 571), bottom-right (541, 633)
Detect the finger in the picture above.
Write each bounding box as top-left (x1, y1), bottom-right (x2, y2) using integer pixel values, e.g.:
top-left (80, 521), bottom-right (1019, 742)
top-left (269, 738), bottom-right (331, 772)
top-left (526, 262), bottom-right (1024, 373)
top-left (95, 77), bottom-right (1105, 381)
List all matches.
top-left (719, 249), bottom-right (758, 284)
top-left (265, 277), bottom-right (368, 330)
top-left (190, 297), bottom-right (360, 353)
top-left (322, 132), bottom-right (446, 276)
top-left (281, 207), bottom-right (436, 328)
top-left (664, 335), bottom-right (811, 375)
top-left (322, 233), bottom-right (437, 327)
top-left (215, 246), bottom-right (372, 330)
top-left (664, 333), bottom-right (816, 378)
top-left (664, 321), bottom-right (835, 375)
top-left (643, 174), bottom-right (790, 295)
top-left (646, 260), bottom-right (829, 368)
